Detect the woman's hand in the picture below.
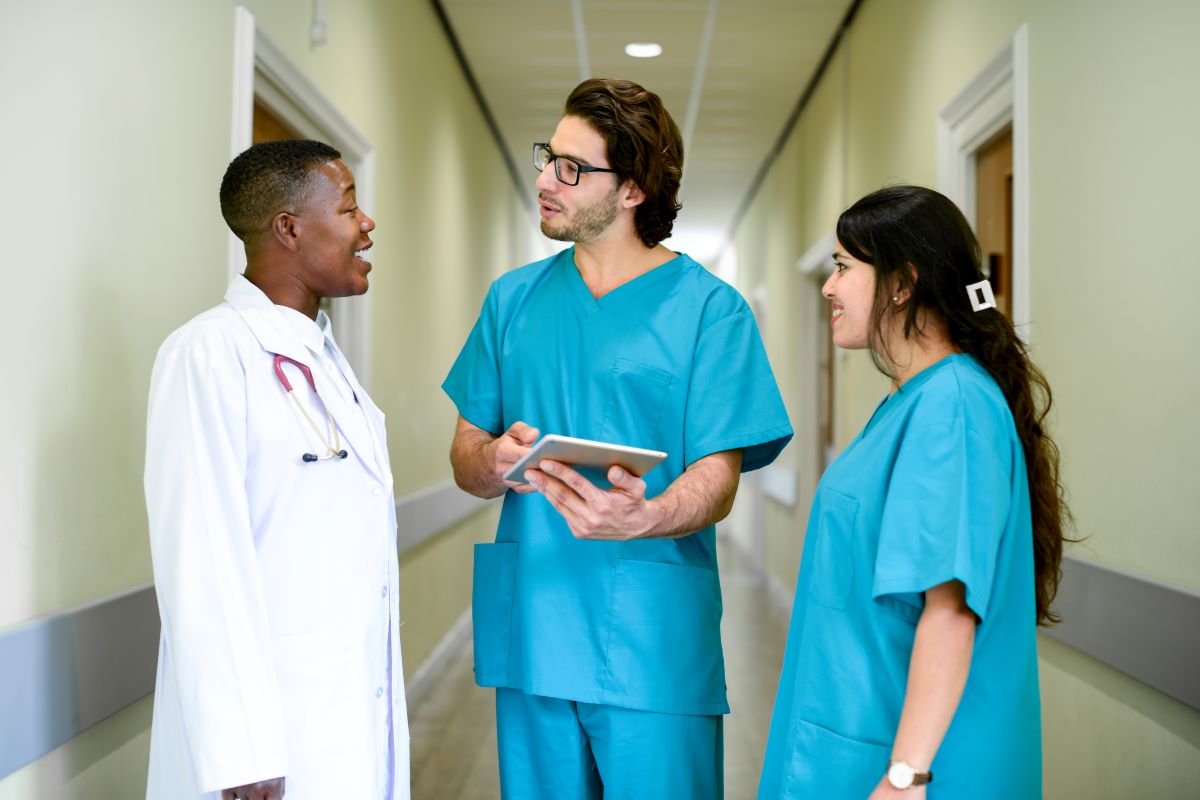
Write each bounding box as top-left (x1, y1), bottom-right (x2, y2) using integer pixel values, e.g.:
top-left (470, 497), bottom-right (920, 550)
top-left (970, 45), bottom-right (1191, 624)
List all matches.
top-left (221, 777), bottom-right (284, 800)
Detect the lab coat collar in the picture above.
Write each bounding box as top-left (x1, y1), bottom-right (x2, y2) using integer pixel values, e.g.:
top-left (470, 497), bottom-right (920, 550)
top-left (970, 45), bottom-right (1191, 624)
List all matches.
top-left (273, 303), bottom-right (329, 357)
top-left (225, 276), bottom-right (390, 485)
top-left (224, 275), bottom-right (313, 365)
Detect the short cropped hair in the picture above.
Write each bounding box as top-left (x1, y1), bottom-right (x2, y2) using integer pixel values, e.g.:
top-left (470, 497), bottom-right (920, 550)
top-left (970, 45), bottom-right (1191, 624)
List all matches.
top-left (219, 139), bottom-right (342, 242)
top-left (564, 79), bottom-right (684, 247)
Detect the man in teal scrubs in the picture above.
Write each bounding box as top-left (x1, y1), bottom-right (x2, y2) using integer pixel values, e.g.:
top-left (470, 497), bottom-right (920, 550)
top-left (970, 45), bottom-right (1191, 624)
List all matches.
top-left (443, 78), bottom-right (792, 799)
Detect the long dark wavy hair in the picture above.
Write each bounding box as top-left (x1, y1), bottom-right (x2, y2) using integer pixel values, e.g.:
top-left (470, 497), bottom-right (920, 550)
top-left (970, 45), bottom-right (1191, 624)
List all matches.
top-left (564, 78), bottom-right (683, 247)
top-left (836, 185), bottom-right (1072, 626)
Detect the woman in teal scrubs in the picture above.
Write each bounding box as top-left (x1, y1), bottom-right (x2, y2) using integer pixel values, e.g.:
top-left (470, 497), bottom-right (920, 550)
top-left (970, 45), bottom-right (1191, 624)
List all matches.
top-left (758, 186), bottom-right (1071, 799)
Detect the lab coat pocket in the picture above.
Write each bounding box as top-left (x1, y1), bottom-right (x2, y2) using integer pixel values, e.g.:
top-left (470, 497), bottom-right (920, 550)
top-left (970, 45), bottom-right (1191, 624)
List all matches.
top-left (472, 542), bottom-right (519, 686)
top-left (783, 718), bottom-right (891, 798)
top-left (273, 631), bottom-right (376, 790)
top-left (600, 358), bottom-right (673, 450)
top-left (808, 488), bottom-right (859, 610)
top-left (603, 559), bottom-right (726, 713)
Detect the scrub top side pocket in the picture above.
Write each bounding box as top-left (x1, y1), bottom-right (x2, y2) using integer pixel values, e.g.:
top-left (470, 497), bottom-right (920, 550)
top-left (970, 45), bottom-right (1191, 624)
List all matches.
top-left (600, 359), bottom-right (672, 451)
top-left (472, 542), bottom-right (519, 687)
top-left (602, 558), bottom-right (727, 714)
top-left (807, 489), bottom-right (859, 610)
top-left (782, 718), bottom-right (892, 798)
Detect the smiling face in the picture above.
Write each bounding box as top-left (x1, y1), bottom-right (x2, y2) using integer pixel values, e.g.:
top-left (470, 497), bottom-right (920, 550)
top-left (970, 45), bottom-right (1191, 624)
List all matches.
top-left (535, 115), bottom-right (624, 244)
top-left (295, 159), bottom-right (375, 298)
top-left (821, 240), bottom-right (878, 350)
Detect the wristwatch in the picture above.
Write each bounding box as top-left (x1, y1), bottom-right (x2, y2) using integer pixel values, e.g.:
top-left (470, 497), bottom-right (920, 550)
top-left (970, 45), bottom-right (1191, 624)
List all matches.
top-left (886, 760), bottom-right (933, 789)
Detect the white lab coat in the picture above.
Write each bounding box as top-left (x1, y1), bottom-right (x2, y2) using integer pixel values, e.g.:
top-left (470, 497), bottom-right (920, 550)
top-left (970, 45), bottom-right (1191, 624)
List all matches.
top-left (144, 276), bottom-right (410, 799)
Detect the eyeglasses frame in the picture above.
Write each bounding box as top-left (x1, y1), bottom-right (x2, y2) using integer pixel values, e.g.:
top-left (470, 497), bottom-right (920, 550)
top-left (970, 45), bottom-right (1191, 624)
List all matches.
top-left (532, 142), bottom-right (619, 186)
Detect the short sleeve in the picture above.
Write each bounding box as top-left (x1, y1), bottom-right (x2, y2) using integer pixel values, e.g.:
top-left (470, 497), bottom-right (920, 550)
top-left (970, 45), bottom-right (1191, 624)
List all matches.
top-left (442, 283), bottom-right (503, 435)
top-left (872, 421), bottom-right (1013, 622)
top-left (683, 307), bottom-right (793, 471)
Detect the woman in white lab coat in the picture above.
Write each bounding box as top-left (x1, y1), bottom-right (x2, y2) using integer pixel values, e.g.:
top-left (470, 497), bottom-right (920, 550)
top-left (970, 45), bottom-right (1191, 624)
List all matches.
top-left (144, 140), bottom-right (409, 800)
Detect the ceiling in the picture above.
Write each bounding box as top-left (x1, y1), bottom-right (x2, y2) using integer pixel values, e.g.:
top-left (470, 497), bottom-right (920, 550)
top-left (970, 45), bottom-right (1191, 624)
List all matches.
top-left (438, 0), bottom-right (855, 266)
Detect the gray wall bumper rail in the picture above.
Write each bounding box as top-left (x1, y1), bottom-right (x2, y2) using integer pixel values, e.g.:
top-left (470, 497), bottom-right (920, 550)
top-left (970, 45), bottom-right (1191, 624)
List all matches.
top-left (2, 525), bottom-right (1196, 779)
top-left (0, 481), bottom-right (494, 780)
top-left (1042, 555), bottom-right (1200, 711)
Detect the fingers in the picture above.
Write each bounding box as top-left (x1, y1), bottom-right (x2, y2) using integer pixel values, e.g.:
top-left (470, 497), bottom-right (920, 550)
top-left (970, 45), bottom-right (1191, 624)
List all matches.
top-left (493, 435), bottom-right (531, 466)
top-left (524, 465), bottom-right (588, 515)
top-left (506, 420), bottom-right (540, 445)
top-left (607, 466), bottom-right (646, 497)
top-left (539, 460), bottom-right (602, 502)
top-left (491, 421), bottom-right (539, 483)
top-left (222, 778), bottom-right (286, 800)
top-left (525, 468), bottom-right (589, 529)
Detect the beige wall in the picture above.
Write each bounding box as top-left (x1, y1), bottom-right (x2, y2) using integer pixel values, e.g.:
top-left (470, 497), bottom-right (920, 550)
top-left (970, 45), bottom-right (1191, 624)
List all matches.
top-left (730, 0), bottom-right (1200, 796)
top-left (0, 0), bottom-right (534, 794)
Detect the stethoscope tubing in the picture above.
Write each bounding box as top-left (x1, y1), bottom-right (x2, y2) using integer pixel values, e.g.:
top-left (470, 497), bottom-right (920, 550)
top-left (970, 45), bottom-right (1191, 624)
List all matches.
top-left (273, 354), bottom-right (348, 463)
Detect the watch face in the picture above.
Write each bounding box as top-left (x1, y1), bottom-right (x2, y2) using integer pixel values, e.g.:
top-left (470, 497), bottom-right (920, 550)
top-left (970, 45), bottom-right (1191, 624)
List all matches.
top-left (888, 761), bottom-right (916, 789)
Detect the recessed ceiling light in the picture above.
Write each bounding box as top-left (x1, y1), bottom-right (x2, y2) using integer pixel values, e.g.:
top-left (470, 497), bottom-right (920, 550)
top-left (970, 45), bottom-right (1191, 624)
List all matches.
top-left (625, 42), bottom-right (663, 58)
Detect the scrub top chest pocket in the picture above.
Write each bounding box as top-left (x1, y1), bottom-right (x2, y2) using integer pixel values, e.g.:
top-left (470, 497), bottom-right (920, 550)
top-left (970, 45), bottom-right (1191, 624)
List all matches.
top-left (600, 358), bottom-right (673, 451)
top-left (807, 488), bottom-right (860, 610)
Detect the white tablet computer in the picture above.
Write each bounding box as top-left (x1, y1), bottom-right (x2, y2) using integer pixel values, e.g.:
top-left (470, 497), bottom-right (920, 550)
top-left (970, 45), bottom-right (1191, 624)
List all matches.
top-left (503, 434), bottom-right (668, 485)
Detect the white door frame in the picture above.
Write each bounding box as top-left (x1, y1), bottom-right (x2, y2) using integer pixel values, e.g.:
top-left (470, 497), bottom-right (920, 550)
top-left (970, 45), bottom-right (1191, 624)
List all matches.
top-left (937, 24), bottom-right (1030, 341)
top-left (796, 231), bottom-right (837, 469)
top-left (229, 6), bottom-right (376, 386)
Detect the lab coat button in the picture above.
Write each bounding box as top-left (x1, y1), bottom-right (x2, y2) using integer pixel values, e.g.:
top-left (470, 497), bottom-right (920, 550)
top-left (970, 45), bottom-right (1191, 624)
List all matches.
top-left (372, 486), bottom-right (384, 498)
top-left (375, 687), bottom-right (384, 698)
top-left (381, 586), bottom-right (388, 597)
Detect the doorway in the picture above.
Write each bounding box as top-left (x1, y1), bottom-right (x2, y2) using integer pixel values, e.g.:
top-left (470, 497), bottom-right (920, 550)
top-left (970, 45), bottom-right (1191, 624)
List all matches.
top-left (253, 98), bottom-right (302, 144)
top-left (230, 5), bottom-right (376, 385)
top-left (937, 24), bottom-right (1029, 337)
top-left (975, 127), bottom-right (1013, 319)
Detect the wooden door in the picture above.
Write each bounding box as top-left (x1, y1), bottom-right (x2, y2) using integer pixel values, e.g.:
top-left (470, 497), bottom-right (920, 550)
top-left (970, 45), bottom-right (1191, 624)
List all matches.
top-left (975, 127), bottom-right (1013, 318)
top-left (253, 98), bottom-right (301, 143)
top-left (252, 100), bottom-right (334, 317)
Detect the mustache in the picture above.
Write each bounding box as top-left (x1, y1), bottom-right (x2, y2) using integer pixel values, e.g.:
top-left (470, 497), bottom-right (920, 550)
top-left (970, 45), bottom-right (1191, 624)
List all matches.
top-left (538, 193), bottom-right (563, 211)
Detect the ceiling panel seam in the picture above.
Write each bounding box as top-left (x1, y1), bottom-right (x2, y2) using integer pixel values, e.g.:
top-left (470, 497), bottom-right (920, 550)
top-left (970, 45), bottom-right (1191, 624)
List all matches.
top-left (429, 0), bottom-right (532, 210)
top-left (571, 0), bottom-right (591, 81)
top-left (682, 0), bottom-right (719, 153)
top-left (720, 0), bottom-right (864, 259)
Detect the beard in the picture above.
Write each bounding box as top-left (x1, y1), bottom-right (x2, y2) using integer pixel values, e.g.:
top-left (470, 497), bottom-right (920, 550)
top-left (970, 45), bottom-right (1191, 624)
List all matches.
top-left (541, 186), bottom-right (621, 243)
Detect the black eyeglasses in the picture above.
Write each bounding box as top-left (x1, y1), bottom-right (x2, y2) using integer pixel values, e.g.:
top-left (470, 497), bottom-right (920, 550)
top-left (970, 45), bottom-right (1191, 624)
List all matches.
top-left (533, 143), bottom-right (618, 186)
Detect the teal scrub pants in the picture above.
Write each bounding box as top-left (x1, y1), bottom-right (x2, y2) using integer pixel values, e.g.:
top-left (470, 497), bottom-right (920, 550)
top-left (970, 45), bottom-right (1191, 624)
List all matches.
top-left (495, 688), bottom-right (724, 800)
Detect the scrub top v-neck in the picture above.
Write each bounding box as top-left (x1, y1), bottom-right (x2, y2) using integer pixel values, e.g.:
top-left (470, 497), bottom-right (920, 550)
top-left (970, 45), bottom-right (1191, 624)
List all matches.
top-left (444, 247), bottom-right (793, 716)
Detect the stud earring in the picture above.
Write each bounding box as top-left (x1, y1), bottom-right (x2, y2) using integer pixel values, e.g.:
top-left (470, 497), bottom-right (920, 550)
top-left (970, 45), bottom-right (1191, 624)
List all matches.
top-left (892, 296), bottom-right (900, 304)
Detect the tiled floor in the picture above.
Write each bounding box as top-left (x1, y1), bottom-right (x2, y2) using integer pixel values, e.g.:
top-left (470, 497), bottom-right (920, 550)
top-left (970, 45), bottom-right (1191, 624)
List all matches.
top-left (408, 538), bottom-right (792, 799)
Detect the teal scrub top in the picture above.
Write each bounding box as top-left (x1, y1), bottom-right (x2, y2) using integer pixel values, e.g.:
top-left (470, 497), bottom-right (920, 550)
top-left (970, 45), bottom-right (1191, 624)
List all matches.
top-left (758, 355), bottom-right (1041, 799)
top-left (443, 248), bottom-right (793, 716)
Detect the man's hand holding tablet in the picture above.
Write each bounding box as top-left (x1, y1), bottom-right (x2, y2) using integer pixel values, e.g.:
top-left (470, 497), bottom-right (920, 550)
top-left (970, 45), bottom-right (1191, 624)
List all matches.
top-left (503, 434), bottom-right (667, 484)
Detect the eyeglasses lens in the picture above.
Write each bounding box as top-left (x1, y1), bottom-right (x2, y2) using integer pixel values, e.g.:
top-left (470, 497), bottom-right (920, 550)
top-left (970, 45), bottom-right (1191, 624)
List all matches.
top-left (533, 144), bottom-right (550, 172)
top-left (557, 159), bottom-right (579, 185)
top-left (533, 143), bottom-right (582, 186)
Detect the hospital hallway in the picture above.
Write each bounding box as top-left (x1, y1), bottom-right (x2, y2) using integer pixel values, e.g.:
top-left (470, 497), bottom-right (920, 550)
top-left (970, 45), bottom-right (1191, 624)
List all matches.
top-left (408, 537), bottom-right (789, 800)
top-left (4, 0), bottom-right (1199, 797)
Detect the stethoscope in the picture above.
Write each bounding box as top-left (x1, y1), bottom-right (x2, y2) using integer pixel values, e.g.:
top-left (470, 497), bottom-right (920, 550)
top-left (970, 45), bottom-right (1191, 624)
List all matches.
top-left (273, 354), bottom-right (349, 463)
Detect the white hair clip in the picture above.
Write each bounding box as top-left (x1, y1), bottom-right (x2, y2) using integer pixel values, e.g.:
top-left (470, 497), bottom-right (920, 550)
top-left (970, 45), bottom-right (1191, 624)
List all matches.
top-left (966, 279), bottom-right (996, 312)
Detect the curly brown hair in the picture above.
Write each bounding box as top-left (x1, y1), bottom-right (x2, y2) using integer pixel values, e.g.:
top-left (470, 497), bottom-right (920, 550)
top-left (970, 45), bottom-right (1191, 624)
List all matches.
top-left (564, 78), bottom-right (683, 247)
